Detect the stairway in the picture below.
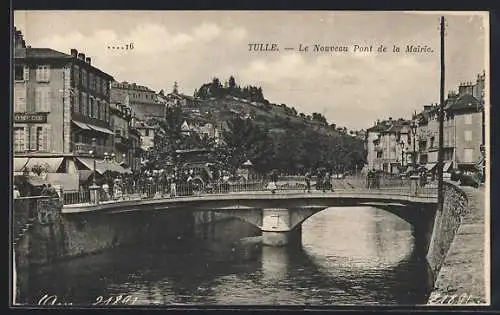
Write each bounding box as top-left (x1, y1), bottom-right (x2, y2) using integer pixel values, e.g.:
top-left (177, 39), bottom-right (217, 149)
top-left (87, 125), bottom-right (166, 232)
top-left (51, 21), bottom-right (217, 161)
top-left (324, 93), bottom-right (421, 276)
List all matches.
top-left (13, 218), bottom-right (35, 247)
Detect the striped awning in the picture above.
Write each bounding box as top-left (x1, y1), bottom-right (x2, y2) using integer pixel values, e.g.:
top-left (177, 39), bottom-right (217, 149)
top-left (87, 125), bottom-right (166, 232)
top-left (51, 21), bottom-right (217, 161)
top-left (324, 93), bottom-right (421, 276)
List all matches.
top-left (425, 163), bottom-right (437, 171)
top-left (475, 155), bottom-right (485, 170)
top-left (443, 161), bottom-right (453, 172)
top-left (72, 120), bottom-right (114, 135)
top-left (13, 158), bottom-right (30, 172)
top-left (14, 157), bottom-right (64, 173)
top-left (75, 157), bottom-right (130, 174)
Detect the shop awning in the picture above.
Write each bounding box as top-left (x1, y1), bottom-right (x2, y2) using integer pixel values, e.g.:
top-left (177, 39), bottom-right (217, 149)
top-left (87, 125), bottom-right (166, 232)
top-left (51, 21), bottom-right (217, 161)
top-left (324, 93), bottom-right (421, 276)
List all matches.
top-left (425, 163), bottom-right (437, 171)
top-left (75, 157), bottom-right (107, 175)
top-left (23, 157), bottom-right (64, 173)
top-left (87, 124), bottom-right (114, 135)
top-left (14, 158), bottom-right (30, 172)
top-left (475, 155), bottom-right (485, 170)
top-left (443, 161), bottom-right (453, 172)
top-left (72, 120), bottom-right (91, 130)
top-left (75, 157), bottom-right (130, 174)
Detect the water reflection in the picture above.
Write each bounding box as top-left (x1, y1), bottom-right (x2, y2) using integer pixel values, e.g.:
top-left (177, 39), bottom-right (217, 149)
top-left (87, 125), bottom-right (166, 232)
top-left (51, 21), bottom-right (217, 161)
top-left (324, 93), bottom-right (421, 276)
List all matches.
top-left (17, 206), bottom-right (432, 306)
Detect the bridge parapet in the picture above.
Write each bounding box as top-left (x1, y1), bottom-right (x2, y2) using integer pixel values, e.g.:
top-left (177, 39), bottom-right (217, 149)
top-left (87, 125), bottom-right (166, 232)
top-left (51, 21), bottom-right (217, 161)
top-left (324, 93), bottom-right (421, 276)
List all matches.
top-left (62, 175), bottom-right (437, 207)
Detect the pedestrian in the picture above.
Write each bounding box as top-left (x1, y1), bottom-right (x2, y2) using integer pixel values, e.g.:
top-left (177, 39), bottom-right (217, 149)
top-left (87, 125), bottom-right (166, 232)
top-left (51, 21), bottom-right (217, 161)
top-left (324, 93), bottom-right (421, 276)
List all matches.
top-left (267, 170), bottom-right (278, 194)
top-left (170, 174), bottom-right (177, 198)
top-left (40, 184), bottom-right (49, 196)
top-left (13, 185), bottom-right (21, 199)
top-left (323, 172), bottom-right (331, 193)
top-left (304, 172), bottom-right (311, 193)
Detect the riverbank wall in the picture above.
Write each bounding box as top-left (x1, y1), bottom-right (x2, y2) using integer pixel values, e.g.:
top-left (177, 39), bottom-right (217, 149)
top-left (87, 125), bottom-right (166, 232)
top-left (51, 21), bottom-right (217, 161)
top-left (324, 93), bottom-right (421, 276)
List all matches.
top-left (13, 199), bottom-right (195, 271)
top-left (426, 182), bottom-right (487, 304)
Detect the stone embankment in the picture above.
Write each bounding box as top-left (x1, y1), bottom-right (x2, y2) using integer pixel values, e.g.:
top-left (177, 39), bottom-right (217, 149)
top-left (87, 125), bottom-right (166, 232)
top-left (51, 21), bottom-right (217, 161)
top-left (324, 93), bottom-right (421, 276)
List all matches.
top-left (427, 182), bottom-right (487, 305)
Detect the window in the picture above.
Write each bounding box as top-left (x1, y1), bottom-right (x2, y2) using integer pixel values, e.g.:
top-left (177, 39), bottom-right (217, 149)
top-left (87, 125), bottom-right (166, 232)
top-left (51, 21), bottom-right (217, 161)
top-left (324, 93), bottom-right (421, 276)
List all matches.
top-left (36, 65), bottom-right (50, 82)
top-left (80, 93), bottom-right (86, 114)
top-left (463, 148), bottom-right (474, 163)
top-left (90, 73), bottom-right (96, 91)
top-left (96, 100), bottom-right (101, 120)
top-left (145, 129), bottom-right (150, 136)
top-left (465, 130), bottom-right (472, 142)
top-left (102, 81), bottom-right (108, 96)
top-left (37, 125), bottom-right (52, 152)
top-left (89, 98), bottom-right (94, 118)
top-left (14, 86), bottom-right (26, 112)
top-left (36, 127), bottom-right (43, 151)
top-left (81, 69), bottom-right (87, 88)
top-left (15, 65), bottom-right (24, 81)
top-left (35, 87), bottom-right (51, 112)
top-left (96, 77), bottom-right (101, 94)
top-left (13, 127), bottom-right (25, 152)
top-left (73, 92), bottom-right (80, 113)
top-left (81, 93), bottom-right (88, 116)
top-left (73, 65), bottom-right (79, 86)
top-left (464, 114), bottom-right (472, 125)
top-left (430, 137), bottom-right (435, 148)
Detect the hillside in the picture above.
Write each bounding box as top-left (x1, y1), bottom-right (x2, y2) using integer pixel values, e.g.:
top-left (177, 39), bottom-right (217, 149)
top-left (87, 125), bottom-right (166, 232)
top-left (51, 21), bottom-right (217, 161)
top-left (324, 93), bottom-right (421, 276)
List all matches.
top-left (183, 77), bottom-right (366, 173)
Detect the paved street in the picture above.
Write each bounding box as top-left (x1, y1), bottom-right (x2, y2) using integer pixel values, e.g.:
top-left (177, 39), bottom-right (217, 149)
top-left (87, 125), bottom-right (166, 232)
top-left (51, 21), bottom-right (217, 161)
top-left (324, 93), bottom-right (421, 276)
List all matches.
top-left (429, 185), bottom-right (486, 304)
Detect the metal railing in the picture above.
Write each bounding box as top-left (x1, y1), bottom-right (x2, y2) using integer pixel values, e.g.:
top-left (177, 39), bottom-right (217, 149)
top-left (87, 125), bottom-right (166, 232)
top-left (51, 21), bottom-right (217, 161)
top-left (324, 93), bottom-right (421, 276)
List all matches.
top-left (71, 142), bottom-right (109, 156)
top-left (62, 176), bottom-right (438, 206)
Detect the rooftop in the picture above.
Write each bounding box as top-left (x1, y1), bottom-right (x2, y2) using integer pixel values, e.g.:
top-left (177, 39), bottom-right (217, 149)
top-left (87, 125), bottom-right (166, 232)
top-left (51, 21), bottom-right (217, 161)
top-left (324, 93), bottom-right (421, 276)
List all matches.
top-left (445, 94), bottom-right (482, 112)
top-left (14, 47), bottom-right (114, 80)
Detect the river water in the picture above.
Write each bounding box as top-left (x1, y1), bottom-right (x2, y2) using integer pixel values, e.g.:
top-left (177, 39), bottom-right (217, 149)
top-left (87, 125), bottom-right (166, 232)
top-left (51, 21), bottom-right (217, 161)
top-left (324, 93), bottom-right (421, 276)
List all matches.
top-left (16, 206), bottom-right (432, 306)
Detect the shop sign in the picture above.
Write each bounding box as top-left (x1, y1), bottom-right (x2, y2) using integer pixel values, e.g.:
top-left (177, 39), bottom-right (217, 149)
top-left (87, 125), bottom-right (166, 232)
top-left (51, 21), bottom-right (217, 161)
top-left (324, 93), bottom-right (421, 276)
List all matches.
top-left (14, 113), bottom-right (48, 123)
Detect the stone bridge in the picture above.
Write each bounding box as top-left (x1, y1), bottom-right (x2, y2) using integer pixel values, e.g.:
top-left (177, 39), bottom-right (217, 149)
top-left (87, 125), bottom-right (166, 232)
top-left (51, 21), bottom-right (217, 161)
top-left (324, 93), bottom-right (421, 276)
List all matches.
top-left (63, 189), bottom-right (438, 246)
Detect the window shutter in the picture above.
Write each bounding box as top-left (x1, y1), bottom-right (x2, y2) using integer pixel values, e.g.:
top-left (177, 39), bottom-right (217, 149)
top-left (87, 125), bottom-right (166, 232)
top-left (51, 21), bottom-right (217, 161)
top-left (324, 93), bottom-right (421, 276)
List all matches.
top-left (44, 125), bottom-right (52, 152)
top-left (74, 92), bottom-right (79, 113)
top-left (45, 88), bottom-right (51, 112)
top-left (15, 88), bottom-right (27, 112)
top-left (29, 126), bottom-right (37, 151)
top-left (23, 127), bottom-right (29, 151)
top-left (23, 66), bottom-right (29, 81)
top-left (35, 88), bottom-right (42, 112)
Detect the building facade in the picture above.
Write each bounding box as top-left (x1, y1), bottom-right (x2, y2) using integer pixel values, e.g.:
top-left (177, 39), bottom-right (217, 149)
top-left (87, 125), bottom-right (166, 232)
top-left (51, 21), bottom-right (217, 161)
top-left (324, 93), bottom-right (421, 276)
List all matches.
top-left (13, 39), bottom-right (126, 181)
top-left (109, 102), bottom-right (132, 168)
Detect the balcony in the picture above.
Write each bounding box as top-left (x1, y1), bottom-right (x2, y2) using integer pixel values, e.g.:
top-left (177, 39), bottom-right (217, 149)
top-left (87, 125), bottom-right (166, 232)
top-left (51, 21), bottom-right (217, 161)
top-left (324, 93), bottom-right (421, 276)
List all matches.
top-left (71, 142), bottom-right (108, 157)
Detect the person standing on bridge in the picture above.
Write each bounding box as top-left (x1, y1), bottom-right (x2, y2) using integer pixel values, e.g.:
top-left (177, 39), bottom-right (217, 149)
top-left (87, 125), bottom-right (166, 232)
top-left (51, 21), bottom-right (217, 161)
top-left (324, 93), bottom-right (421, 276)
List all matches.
top-left (304, 172), bottom-right (312, 193)
top-left (170, 173), bottom-right (177, 198)
top-left (268, 170), bottom-right (278, 194)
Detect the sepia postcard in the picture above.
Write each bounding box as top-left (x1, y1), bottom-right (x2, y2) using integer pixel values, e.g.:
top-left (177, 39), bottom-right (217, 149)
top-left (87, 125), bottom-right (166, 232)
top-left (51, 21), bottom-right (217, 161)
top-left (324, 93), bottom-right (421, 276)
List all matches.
top-left (10, 10), bottom-right (490, 308)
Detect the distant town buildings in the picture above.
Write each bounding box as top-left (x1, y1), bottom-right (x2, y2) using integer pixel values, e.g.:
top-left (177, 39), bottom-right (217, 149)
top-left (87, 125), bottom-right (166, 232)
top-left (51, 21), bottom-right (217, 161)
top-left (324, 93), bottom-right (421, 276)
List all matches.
top-left (365, 71), bottom-right (486, 176)
top-left (110, 81), bottom-right (164, 120)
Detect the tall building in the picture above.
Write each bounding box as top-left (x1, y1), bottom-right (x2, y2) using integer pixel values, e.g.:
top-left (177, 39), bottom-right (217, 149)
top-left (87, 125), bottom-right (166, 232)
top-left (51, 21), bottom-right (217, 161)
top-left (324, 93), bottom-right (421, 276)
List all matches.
top-left (365, 118), bottom-right (411, 174)
top-left (445, 83), bottom-right (485, 171)
top-left (109, 102), bottom-right (133, 169)
top-left (13, 30), bottom-right (129, 188)
top-left (110, 81), bottom-right (164, 120)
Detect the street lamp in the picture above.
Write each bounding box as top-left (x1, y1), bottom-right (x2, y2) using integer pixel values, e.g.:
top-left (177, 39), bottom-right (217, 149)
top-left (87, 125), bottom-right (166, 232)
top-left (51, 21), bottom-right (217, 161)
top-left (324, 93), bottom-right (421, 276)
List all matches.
top-left (410, 121), bottom-right (418, 168)
top-left (400, 140), bottom-right (405, 171)
top-left (91, 138), bottom-right (97, 186)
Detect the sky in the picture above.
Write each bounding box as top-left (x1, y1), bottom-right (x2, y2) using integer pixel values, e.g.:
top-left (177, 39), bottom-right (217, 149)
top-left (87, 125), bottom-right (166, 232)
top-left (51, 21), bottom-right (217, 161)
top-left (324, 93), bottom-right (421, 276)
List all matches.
top-left (13, 11), bottom-right (488, 130)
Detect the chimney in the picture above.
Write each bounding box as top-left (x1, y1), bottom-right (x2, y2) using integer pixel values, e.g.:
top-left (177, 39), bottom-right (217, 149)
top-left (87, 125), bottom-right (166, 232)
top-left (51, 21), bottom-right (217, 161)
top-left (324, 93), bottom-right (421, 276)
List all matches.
top-left (70, 49), bottom-right (78, 57)
top-left (14, 28), bottom-right (26, 48)
top-left (85, 57), bottom-right (91, 65)
top-left (77, 53), bottom-right (85, 60)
